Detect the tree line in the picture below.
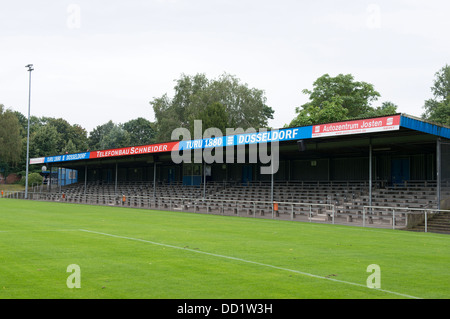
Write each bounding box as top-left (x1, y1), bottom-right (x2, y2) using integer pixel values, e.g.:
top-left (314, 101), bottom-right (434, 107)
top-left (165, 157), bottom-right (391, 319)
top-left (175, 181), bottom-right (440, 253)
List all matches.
top-left (1, 65), bottom-right (449, 178)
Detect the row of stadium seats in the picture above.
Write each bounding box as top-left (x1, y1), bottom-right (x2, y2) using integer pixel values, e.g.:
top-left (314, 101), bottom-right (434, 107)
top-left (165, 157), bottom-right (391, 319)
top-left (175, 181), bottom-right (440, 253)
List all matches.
top-left (31, 180), bottom-right (450, 229)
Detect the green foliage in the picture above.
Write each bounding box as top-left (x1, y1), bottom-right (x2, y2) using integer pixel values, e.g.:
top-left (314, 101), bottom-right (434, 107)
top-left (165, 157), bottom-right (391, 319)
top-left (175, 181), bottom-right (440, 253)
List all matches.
top-left (9, 111), bottom-right (89, 161)
top-left (69, 124), bottom-right (89, 152)
top-left (289, 74), bottom-right (397, 127)
top-left (88, 120), bottom-right (115, 150)
top-left (289, 96), bottom-right (348, 126)
top-left (362, 101), bottom-right (398, 118)
top-left (422, 64), bottom-right (450, 126)
top-left (122, 117), bottom-right (155, 146)
top-left (19, 172), bottom-right (43, 186)
top-left (62, 139), bottom-right (77, 154)
top-left (424, 101), bottom-right (450, 126)
top-left (100, 125), bottom-right (131, 150)
top-left (303, 74), bottom-right (381, 117)
top-left (190, 102), bottom-right (228, 134)
top-left (30, 125), bottom-right (60, 158)
top-left (0, 105), bottom-right (22, 166)
top-left (151, 73), bottom-right (274, 142)
top-left (88, 119), bottom-right (155, 150)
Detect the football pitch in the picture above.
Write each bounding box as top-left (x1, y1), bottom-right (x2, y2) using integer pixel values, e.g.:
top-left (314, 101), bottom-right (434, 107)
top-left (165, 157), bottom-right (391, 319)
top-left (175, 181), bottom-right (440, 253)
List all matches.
top-left (0, 198), bottom-right (449, 299)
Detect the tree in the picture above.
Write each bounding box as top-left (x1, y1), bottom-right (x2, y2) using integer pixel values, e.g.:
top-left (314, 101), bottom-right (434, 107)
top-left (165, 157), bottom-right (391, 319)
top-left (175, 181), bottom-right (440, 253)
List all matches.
top-left (187, 73), bottom-right (274, 130)
top-left (422, 64), bottom-right (450, 126)
top-left (288, 96), bottom-right (348, 127)
top-left (14, 112), bottom-right (42, 138)
top-left (122, 117), bottom-right (155, 146)
top-left (100, 125), bottom-right (131, 149)
top-left (69, 124), bottom-right (89, 152)
top-left (30, 125), bottom-right (60, 157)
top-left (151, 73), bottom-right (274, 141)
top-left (40, 117), bottom-right (89, 154)
top-left (88, 120), bottom-right (115, 150)
top-left (41, 117), bottom-right (71, 152)
top-left (361, 101), bottom-right (399, 118)
top-left (88, 121), bottom-right (135, 150)
top-left (0, 104), bottom-right (22, 165)
top-left (288, 73), bottom-right (397, 127)
top-left (303, 74), bottom-right (381, 117)
top-left (20, 172), bottom-right (42, 187)
top-left (193, 102), bottom-right (228, 134)
top-left (62, 139), bottom-right (77, 154)
top-left (151, 74), bottom-right (209, 142)
top-left (12, 112), bottom-right (89, 157)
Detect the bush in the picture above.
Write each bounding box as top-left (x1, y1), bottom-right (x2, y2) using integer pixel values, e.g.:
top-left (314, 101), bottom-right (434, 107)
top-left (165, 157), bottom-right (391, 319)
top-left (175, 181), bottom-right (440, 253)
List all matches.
top-left (20, 173), bottom-right (43, 187)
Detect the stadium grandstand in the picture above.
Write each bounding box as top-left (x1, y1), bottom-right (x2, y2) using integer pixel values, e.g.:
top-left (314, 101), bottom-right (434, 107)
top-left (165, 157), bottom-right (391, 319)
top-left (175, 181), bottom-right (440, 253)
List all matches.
top-left (11, 113), bottom-right (450, 233)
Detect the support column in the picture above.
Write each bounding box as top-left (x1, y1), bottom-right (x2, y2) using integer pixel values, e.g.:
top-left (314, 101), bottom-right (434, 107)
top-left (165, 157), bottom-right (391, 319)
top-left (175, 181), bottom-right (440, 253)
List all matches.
top-left (153, 161), bottom-right (156, 198)
top-left (271, 162), bottom-right (274, 219)
top-left (48, 165), bottom-right (52, 192)
top-left (288, 160), bottom-right (291, 182)
top-left (369, 140), bottom-right (373, 208)
top-left (203, 163), bottom-right (206, 199)
top-left (437, 138), bottom-right (441, 210)
top-left (115, 162), bottom-right (118, 195)
top-left (84, 165), bottom-right (87, 197)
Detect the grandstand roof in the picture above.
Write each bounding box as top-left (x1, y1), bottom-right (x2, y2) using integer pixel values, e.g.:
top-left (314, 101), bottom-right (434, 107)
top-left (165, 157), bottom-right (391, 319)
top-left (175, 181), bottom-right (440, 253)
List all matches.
top-left (29, 113), bottom-right (450, 167)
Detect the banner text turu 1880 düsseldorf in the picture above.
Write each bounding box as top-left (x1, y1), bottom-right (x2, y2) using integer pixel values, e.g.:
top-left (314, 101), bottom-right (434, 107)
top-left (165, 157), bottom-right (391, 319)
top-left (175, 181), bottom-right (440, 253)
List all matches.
top-left (29, 115), bottom-right (400, 165)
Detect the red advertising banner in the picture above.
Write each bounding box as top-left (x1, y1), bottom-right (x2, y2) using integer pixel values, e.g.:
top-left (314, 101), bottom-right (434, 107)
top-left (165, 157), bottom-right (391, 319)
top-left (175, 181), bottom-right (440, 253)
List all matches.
top-left (30, 157), bottom-right (45, 164)
top-left (89, 141), bottom-right (180, 159)
top-left (312, 115), bottom-right (400, 138)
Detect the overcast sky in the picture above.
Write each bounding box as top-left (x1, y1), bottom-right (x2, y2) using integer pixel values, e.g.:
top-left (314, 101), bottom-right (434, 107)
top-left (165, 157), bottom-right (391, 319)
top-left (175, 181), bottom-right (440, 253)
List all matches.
top-left (1, 0), bottom-right (449, 133)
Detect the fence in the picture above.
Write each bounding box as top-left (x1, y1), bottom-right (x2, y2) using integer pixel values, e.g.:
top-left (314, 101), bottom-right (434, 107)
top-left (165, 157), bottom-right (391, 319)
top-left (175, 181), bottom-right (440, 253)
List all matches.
top-left (5, 191), bottom-right (449, 232)
top-left (3, 191), bottom-right (336, 224)
top-left (363, 205), bottom-right (450, 232)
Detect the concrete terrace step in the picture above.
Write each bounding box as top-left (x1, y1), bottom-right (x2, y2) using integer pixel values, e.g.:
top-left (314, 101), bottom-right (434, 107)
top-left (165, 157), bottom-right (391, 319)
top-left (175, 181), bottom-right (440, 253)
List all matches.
top-left (409, 212), bottom-right (450, 234)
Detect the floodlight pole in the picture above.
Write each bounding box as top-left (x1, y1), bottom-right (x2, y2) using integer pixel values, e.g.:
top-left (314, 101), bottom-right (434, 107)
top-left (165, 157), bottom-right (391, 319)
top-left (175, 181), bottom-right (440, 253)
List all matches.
top-left (25, 64), bottom-right (34, 199)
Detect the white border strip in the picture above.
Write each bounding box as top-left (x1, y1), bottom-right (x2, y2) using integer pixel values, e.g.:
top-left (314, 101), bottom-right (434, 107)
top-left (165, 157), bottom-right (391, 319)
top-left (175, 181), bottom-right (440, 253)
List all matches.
top-left (79, 229), bottom-right (421, 299)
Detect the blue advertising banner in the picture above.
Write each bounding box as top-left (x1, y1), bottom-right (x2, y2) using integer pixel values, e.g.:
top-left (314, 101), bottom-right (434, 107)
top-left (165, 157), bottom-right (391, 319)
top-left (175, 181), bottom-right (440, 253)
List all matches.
top-left (234, 126), bottom-right (312, 145)
top-left (178, 126), bottom-right (312, 151)
top-left (44, 152), bottom-right (91, 163)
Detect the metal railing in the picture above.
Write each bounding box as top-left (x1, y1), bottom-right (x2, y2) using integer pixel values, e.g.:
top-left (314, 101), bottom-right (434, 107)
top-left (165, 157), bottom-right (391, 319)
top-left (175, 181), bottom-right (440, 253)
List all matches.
top-left (3, 191), bottom-right (336, 224)
top-left (363, 205), bottom-right (450, 232)
top-left (5, 191), bottom-right (450, 232)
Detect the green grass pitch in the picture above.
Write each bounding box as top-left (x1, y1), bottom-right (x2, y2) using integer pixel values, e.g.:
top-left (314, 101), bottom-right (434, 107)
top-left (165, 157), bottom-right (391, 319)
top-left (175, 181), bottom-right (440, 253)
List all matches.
top-left (0, 198), bottom-right (449, 299)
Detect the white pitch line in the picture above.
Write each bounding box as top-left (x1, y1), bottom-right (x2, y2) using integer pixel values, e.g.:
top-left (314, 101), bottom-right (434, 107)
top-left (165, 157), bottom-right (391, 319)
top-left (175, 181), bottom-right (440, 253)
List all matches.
top-left (79, 229), bottom-right (422, 299)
